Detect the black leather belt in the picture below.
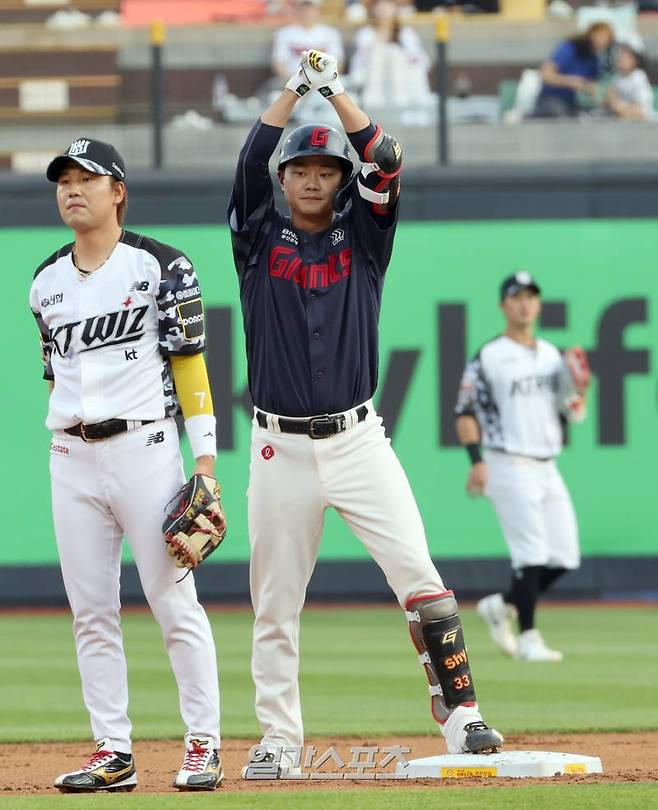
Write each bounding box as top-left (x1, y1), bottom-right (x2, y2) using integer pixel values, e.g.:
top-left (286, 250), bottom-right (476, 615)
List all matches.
top-left (65, 419), bottom-right (155, 443)
top-left (256, 405), bottom-right (368, 439)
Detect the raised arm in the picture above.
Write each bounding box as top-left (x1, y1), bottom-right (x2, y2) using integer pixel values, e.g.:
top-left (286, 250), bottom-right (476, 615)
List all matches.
top-left (230, 61), bottom-right (321, 231)
top-left (324, 71), bottom-right (402, 218)
top-left (261, 88), bottom-right (299, 128)
top-left (229, 118), bottom-right (283, 233)
top-left (328, 92), bottom-right (370, 133)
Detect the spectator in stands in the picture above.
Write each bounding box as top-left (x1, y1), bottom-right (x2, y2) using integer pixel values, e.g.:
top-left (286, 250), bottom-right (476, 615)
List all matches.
top-left (534, 21), bottom-right (614, 117)
top-left (344, 0), bottom-right (369, 24)
top-left (272, 0), bottom-right (344, 79)
top-left (349, 0), bottom-right (432, 117)
top-left (605, 38), bottom-right (654, 121)
top-left (346, 1), bottom-right (425, 25)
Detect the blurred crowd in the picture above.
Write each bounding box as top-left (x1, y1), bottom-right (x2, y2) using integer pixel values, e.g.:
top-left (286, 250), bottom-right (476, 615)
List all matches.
top-left (271, 0), bottom-right (434, 124)
top-left (535, 22), bottom-right (653, 120)
top-left (267, 0), bottom-right (656, 125)
top-left (6, 0), bottom-right (658, 133)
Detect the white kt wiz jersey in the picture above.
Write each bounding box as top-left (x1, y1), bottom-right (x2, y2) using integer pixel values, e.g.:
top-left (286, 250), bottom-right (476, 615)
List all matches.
top-left (455, 336), bottom-right (568, 459)
top-left (29, 230), bottom-right (205, 430)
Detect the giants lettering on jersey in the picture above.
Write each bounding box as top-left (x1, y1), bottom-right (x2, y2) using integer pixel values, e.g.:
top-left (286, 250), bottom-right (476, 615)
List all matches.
top-left (510, 373), bottom-right (558, 396)
top-left (268, 245), bottom-right (352, 289)
top-left (49, 305), bottom-right (148, 356)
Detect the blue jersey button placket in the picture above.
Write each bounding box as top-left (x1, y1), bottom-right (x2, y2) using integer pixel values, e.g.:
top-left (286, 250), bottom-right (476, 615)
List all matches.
top-left (307, 284), bottom-right (327, 412)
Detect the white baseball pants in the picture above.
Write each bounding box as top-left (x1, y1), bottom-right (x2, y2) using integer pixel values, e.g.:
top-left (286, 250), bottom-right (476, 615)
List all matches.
top-left (247, 402), bottom-right (446, 749)
top-left (484, 450), bottom-right (580, 571)
top-left (49, 417), bottom-right (220, 753)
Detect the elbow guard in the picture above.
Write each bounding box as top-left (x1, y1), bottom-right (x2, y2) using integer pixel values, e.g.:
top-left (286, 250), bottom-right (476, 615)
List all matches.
top-left (358, 126), bottom-right (402, 215)
top-left (364, 126), bottom-right (402, 176)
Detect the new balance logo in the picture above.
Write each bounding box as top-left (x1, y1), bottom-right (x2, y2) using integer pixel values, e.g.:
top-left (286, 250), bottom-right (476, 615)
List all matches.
top-left (130, 280), bottom-right (149, 292)
top-left (146, 431), bottom-right (165, 446)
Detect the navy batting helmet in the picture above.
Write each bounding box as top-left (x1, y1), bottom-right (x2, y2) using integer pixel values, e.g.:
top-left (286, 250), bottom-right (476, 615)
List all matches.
top-left (278, 124), bottom-right (353, 175)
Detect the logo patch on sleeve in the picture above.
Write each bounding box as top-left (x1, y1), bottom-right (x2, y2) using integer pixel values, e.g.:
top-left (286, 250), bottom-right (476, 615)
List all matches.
top-left (177, 298), bottom-right (204, 340)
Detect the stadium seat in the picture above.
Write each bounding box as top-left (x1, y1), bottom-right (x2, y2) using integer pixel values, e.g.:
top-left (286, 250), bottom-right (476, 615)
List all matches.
top-left (0, 1), bottom-right (119, 25)
top-left (0, 40), bottom-right (120, 123)
top-left (498, 80), bottom-right (518, 115)
top-left (500, 77), bottom-right (658, 120)
top-left (121, 0), bottom-right (267, 26)
top-left (499, 0), bottom-right (544, 19)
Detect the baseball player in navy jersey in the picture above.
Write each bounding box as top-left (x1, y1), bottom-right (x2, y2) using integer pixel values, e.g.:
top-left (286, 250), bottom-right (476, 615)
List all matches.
top-left (455, 272), bottom-right (589, 663)
top-left (227, 50), bottom-right (503, 775)
top-left (29, 138), bottom-right (223, 791)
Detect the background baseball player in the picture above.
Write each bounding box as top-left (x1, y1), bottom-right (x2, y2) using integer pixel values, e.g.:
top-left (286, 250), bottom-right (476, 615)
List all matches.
top-left (455, 271), bottom-right (589, 662)
top-left (29, 138), bottom-right (223, 791)
top-left (227, 50), bottom-right (503, 775)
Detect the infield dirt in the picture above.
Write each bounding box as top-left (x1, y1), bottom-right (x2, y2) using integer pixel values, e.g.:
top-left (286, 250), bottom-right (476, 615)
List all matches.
top-left (3, 731), bottom-right (656, 795)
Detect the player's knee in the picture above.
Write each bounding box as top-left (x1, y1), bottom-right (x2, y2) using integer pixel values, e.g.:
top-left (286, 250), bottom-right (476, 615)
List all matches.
top-left (73, 605), bottom-right (120, 638)
top-left (406, 591), bottom-right (459, 621)
top-left (145, 583), bottom-right (197, 623)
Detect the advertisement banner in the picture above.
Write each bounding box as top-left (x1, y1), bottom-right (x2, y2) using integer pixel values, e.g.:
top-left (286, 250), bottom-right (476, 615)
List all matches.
top-left (5, 219), bottom-right (655, 564)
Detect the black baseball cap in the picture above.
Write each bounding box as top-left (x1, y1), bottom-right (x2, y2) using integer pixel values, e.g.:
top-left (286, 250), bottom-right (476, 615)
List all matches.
top-left (47, 138), bottom-right (126, 182)
top-left (499, 271), bottom-right (541, 301)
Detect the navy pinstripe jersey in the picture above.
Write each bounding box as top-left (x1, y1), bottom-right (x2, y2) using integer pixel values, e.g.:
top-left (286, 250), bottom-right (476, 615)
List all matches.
top-left (228, 120), bottom-right (398, 417)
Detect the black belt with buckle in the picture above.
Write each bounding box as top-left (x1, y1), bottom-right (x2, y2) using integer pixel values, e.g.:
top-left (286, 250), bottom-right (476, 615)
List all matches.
top-left (256, 405), bottom-right (368, 439)
top-left (65, 419), bottom-right (155, 442)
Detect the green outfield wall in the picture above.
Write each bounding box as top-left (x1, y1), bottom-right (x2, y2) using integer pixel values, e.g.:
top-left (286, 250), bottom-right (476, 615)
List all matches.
top-left (5, 219), bottom-right (656, 566)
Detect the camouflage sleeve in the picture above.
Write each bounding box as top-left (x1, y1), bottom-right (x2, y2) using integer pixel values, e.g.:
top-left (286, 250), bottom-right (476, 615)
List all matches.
top-left (32, 308), bottom-right (54, 381)
top-left (455, 352), bottom-right (504, 448)
top-left (454, 356), bottom-right (484, 417)
top-left (156, 253), bottom-right (206, 356)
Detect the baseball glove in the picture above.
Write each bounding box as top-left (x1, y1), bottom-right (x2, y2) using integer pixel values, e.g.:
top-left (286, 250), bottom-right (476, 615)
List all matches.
top-left (564, 347), bottom-right (590, 395)
top-left (558, 346), bottom-right (590, 421)
top-left (162, 475), bottom-right (227, 570)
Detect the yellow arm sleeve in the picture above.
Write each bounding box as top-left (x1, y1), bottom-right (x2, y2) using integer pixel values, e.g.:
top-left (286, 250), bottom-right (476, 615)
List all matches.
top-left (170, 353), bottom-right (214, 419)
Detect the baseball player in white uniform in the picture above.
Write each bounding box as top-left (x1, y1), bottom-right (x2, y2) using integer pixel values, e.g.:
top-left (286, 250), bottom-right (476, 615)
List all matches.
top-left (29, 138), bottom-right (223, 791)
top-left (455, 272), bottom-right (589, 662)
top-left (272, 0), bottom-right (344, 80)
top-left (229, 50), bottom-right (503, 776)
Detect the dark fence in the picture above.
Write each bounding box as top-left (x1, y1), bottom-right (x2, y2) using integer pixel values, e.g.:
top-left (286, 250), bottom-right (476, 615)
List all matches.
top-left (1, 556), bottom-right (657, 607)
top-left (4, 161), bottom-right (658, 228)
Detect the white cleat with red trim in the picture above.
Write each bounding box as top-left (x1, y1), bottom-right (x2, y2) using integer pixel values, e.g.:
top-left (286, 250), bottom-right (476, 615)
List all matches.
top-left (174, 734), bottom-right (223, 790)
